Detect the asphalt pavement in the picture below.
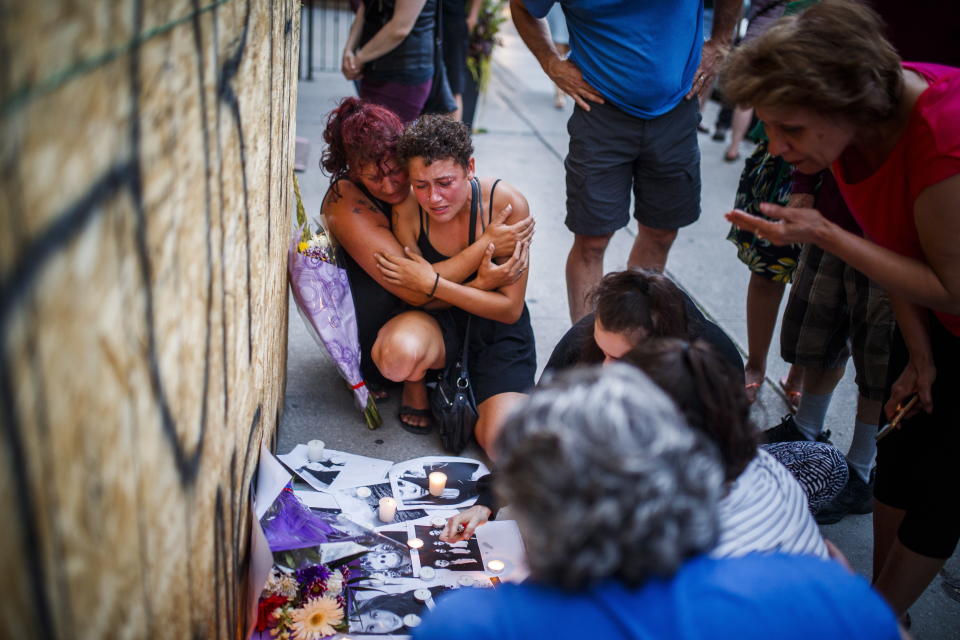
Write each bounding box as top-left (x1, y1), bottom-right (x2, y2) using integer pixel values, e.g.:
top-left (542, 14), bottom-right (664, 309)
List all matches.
top-left (281, 13), bottom-right (960, 637)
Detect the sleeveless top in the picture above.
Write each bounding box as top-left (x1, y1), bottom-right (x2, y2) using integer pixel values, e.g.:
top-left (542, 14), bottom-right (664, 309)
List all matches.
top-left (416, 178), bottom-right (496, 267)
top-left (360, 0), bottom-right (436, 85)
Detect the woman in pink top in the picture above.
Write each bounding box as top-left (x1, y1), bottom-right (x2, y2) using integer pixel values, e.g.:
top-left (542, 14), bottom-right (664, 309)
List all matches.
top-left (721, 0), bottom-right (960, 621)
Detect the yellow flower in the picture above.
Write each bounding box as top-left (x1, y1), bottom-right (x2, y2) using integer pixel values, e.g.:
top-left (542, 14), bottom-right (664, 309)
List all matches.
top-left (290, 597), bottom-right (343, 639)
top-left (298, 241), bottom-right (309, 253)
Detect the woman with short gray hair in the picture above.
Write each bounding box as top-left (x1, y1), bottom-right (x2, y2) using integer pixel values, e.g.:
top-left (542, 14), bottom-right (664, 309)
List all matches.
top-left (413, 365), bottom-right (901, 639)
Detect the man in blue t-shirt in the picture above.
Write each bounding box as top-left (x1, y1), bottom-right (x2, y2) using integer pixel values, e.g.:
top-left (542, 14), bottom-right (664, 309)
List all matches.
top-left (511, 0), bottom-right (742, 322)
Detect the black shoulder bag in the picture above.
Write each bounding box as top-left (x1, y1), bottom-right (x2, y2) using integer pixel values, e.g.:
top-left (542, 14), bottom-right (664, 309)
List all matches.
top-left (429, 179), bottom-right (483, 453)
top-left (421, 0), bottom-right (458, 115)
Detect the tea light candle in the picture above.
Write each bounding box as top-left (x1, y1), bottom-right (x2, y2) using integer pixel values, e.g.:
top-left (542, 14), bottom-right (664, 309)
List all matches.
top-left (378, 497), bottom-right (396, 522)
top-left (418, 566), bottom-right (436, 580)
top-left (355, 487), bottom-right (372, 499)
top-left (307, 439), bottom-right (325, 462)
top-left (407, 537), bottom-right (424, 550)
top-left (403, 614), bottom-right (422, 628)
top-left (428, 471), bottom-right (447, 496)
top-left (430, 516), bottom-right (447, 529)
top-left (486, 559), bottom-right (505, 574)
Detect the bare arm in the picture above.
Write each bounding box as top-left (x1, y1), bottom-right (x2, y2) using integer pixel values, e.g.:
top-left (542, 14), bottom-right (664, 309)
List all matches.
top-left (687, 0), bottom-right (742, 99)
top-left (509, 0), bottom-right (604, 110)
top-left (725, 173), bottom-right (960, 314)
top-left (886, 295), bottom-right (935, 418)
top-left (467, 0), bottom-right (483, 32)
top-left (342, 4), bottom-right (366, 80)
top-left (354, 0), bottom-right (429, 68)
top-left (326, 182), bottom-right (506, 307)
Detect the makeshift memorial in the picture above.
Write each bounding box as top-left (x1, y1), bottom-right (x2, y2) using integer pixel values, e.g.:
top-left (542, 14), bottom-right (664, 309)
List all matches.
top-left (289, 175), bottom-right (382, 429)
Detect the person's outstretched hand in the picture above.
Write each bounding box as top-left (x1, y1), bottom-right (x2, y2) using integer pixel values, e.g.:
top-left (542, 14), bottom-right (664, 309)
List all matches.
top-left (440, 505), bottom-right (492, 543)
top-left (545, 57), bottom-right (604, 111)
top-left (725, 202), bottom-right (831, 246)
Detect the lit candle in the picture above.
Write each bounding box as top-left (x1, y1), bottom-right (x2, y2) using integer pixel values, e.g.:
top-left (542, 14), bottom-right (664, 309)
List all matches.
top-left (378, 497), bottom-right (396, 522)
top-left (486, 559), bottom-right (505, 574)
top-left (407, 537), bottom-right (424, 549)
top-left (428, 472), bottom-right (447, 497)
top-left (307, 439), bottom-right (325, 462)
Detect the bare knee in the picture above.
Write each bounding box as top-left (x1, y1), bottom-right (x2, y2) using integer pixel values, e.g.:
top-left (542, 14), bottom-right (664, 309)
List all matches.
top-left (571, 233), bottom-right (612, 263)
top-left (373, 331), bottom-right (429, 382)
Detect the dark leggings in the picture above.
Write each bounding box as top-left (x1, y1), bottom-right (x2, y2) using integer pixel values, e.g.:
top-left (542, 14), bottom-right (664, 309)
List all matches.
top-left (874, 314), bottom-right (960, 559)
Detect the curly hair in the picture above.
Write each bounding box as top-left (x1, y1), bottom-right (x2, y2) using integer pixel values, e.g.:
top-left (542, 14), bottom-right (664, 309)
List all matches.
top-left (721, 0), bottom-right (903, 127)
top-left (580, 269), bottom-right (689, 363)
top-left (494, 365), bottom-right (722, 590)
top-left (397, 114), bottom-right (473, 169)
top-left (621, 338), bottom-right (757, 482)
top-left (320, 97), bottom-right (403, 193)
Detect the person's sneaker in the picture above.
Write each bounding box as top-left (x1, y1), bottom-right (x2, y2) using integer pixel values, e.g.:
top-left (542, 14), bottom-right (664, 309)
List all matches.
top-left (815, 464), bottom-right (874, 525)
top-left (762, 414), bottom-right (832, 444)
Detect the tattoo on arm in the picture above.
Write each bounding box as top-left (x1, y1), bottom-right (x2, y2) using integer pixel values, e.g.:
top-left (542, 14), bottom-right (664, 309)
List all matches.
top-left (352, 206), bottom-right (364, 215)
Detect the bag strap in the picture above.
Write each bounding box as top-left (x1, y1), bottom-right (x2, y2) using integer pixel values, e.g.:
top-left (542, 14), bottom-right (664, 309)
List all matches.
top-left (458, 178), bottom-right (481, 375)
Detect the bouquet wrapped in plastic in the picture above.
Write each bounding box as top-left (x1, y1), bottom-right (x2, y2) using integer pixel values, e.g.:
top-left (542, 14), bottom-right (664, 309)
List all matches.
top-left (288, 175), bottom-right (381, 429)
top-left (467, 0), bottom-right (508, 94)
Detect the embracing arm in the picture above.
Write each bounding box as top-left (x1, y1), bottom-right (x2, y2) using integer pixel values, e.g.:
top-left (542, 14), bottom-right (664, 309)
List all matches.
top-left (726, 174), bottom-right (960, 315)
top-left (509, 0), bottom-right (603, 110)
top-left (353, 0), bottom-right (428, 68)
top-left (326, 184), bottom-right (494, 307)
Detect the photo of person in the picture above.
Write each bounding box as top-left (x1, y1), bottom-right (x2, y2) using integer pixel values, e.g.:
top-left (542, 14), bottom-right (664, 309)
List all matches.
top-left (357, 531), bottom-right (414, 579)
top-left (295, 457), bottom-right (345, 488)
top-left (348, 586), bottom-right (449, 635)
top-left (413, 524), bottom-right (482, 572)
top-left (356, 482), bottom-right (429, 523)
top-left (389, 457), bottom-right (489, 510)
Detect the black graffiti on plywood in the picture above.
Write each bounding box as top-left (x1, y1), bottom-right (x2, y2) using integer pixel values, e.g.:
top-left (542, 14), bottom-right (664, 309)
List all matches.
top-left (0, 1), bottom-right (294, 636)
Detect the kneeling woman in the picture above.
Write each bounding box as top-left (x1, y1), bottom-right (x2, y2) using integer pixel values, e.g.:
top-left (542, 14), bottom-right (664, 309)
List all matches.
top-left (372, 115), bottom-right (535, 453)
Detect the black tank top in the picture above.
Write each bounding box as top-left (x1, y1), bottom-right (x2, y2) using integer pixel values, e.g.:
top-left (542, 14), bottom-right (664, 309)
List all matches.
top-left (360, 0), bottom-right (436, 84)
top-left (416, 178), bottom-right (500, 270)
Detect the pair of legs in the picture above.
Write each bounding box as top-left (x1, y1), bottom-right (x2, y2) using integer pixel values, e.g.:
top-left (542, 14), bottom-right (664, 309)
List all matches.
top-left (372, 310), bottom-right (526, 454)
top-left (566, 224), bottom-right (677, 322)
top-left (723, 106), bottom-right (753, 161)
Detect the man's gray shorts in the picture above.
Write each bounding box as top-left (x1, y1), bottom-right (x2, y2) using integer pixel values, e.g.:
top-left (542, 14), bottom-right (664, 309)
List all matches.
top-left (565, 98), bottom-right (701, 235)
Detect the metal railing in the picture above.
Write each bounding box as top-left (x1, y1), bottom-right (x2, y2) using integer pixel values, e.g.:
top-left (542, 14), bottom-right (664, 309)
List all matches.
top-left (300, 0), bottom-right (355, 79)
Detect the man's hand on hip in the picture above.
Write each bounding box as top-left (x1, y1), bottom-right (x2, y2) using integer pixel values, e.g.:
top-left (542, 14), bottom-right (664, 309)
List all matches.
top-left (546, 57), bottom-right (605, 111)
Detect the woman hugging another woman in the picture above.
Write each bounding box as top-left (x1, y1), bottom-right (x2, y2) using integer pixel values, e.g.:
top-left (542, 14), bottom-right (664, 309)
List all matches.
top-left (372, 115), bottom-right (536, 454)
top-left (321, 99), bottom-right (532, 432)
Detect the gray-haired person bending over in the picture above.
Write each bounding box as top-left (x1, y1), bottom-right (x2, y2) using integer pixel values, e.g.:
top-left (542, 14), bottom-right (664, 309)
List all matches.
top-left (414, 365), bottom-right (902, 640)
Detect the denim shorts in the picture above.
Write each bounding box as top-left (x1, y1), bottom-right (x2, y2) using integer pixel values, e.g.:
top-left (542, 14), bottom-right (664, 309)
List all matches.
top-left (564, 98), bottom-right (701, 235)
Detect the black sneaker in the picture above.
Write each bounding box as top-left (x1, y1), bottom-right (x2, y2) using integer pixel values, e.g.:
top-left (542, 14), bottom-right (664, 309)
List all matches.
top-left (762, 414), bottom-right (832, 445)
top-left (815, 464), bottom-right (874, 525)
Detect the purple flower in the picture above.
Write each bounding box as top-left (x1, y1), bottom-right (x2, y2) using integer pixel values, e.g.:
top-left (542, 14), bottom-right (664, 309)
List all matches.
top-left (296, 564), bottom-right (331, 588)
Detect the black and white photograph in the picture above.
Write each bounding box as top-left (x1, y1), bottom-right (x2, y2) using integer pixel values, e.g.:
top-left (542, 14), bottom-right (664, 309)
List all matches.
top-left (389, 456), bottom-right (489, 510)
top-left (356, 482), bottom-right (429, 524)
top-left (412, 524), bottom-right (483, 571)
top-left (278, 445), bottom-right (392, 492)
top-left (348, 586), bottom-right (450, 635)
top-left (356, 530), bottom-right (415, 579)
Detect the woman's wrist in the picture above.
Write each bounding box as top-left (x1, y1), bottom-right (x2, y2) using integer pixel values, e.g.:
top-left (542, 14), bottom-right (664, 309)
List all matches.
top-left (427, 272), bottom-right (441, 298)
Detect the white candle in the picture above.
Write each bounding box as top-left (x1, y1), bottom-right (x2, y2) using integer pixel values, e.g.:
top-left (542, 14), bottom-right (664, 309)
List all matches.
top-left (430, 516), bottom-right (447, 529)
top-left (486, 559), bottom-right (505, 574)
top-left (307, 439), bottom-right (325, 462)
top-left (355, 487), bottom-right (372, 499)
top-left (428, 471), bottom-right (447, 497)
top-left (407, 537), bottom-right (424, 549)
top-left (378, 497), bottom-right (396, 522)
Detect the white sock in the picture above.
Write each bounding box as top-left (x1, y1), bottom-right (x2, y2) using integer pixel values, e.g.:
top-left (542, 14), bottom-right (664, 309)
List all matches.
top-left (794, 391), bottom-right (833, 440)
top-left (846, 420), bottom-right (877, 483)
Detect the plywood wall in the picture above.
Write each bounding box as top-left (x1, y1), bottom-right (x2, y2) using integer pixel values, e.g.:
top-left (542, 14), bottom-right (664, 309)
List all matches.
top-left (0, 1), bottom-right (299, 637)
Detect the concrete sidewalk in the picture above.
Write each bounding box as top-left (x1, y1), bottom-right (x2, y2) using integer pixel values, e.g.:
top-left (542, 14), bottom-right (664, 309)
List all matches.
top-left (282, 13), bottom-right (960, 637)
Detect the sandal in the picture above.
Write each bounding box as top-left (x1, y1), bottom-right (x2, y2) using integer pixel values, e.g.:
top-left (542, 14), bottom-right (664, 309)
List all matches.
top-left (723, 150), bottom-right (741, 163)
top-left (398, 406), bottom-right (434, 435)
top-left (744, 381), bottom-right (761, 404)
top-left (779, 377), bottom-right (802, 412)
